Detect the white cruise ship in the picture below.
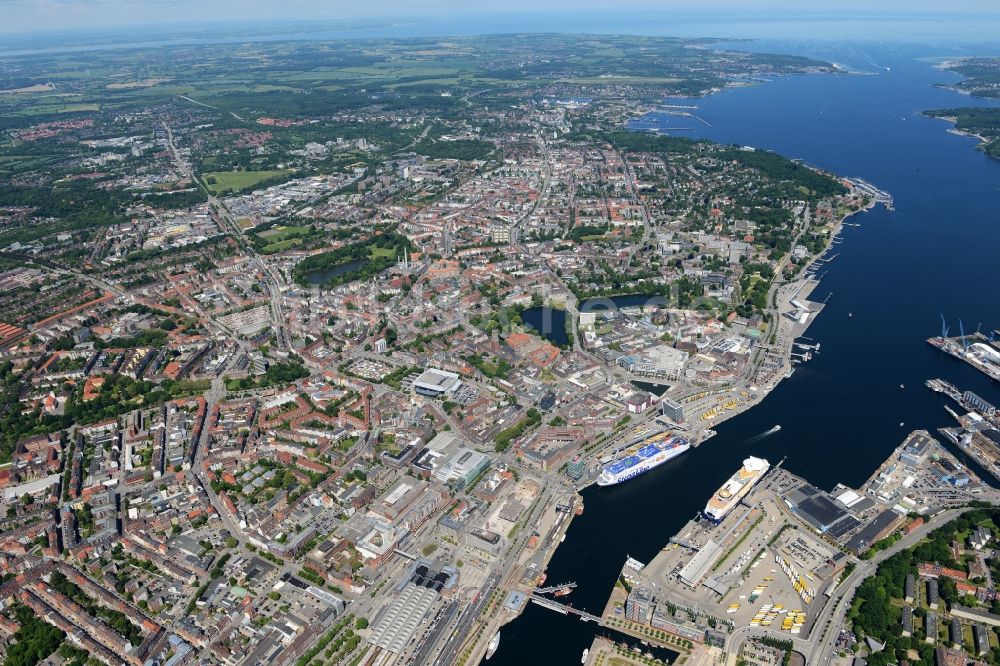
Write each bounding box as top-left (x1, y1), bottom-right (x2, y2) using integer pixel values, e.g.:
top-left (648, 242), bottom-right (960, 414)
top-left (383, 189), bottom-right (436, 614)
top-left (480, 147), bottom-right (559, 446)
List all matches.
top-left (704, 456), bottom-right (770, 522)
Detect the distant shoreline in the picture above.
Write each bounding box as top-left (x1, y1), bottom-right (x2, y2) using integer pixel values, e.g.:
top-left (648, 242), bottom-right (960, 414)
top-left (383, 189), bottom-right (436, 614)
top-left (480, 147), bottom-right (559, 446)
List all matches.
top-left (924, 113), bottom-right (999, 160)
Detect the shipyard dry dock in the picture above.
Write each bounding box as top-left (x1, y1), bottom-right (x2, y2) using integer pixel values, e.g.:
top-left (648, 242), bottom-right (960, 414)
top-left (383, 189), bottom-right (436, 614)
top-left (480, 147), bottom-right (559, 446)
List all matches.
top-left (928, 330), bottom-right (1000, 383)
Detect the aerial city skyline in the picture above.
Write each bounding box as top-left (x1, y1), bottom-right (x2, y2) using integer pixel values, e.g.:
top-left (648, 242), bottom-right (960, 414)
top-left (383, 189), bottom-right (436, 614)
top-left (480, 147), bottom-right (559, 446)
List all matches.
top-left (1, 5), bottom-right (1000, 666)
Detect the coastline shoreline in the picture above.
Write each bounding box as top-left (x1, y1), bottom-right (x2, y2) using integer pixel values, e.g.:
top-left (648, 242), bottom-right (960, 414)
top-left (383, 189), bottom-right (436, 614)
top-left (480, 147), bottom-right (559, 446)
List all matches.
top-left (925, 58), bottom-right (1000, 160)
top-left (573, 193), bottom-right (878, 494)
top-left (926, 113), bottom-right (993, 148)
top-left (481, 194), bottom-right (881, 656)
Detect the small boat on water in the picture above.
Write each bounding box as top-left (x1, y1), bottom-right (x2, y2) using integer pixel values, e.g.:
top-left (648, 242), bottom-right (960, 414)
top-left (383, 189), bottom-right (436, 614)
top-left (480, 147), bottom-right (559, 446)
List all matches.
top-left (581, 648), bottom-right (589, 664)
top-left (486, 632), bottom-right (500, 660)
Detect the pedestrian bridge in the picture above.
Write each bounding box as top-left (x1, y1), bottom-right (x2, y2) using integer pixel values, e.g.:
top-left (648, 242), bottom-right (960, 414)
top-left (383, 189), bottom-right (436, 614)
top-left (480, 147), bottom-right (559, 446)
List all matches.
top-left (529, 594), bottom-right (601, 623)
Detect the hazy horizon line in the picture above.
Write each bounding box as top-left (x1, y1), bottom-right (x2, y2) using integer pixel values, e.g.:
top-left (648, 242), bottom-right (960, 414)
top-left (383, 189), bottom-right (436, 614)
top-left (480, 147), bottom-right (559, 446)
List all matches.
top-left (5, 7), bottom-right (1000, 38)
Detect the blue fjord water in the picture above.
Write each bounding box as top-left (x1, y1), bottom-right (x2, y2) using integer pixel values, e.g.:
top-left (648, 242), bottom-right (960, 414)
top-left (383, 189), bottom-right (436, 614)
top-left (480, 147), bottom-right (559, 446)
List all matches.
top-left (488, 41), bottom-right (1000, 665)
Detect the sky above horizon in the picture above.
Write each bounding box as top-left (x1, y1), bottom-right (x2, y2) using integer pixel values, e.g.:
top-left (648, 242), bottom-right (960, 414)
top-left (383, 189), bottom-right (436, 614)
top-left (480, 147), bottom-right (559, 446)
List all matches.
top-left (4, 0), bottom-right (1000, 36)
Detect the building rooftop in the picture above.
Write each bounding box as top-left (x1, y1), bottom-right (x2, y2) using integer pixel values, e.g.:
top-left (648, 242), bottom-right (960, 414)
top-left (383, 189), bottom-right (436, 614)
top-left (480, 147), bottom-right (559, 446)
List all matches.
top-left (368, 583), bottom-right (439, 654)
top-left (413, 368), bottom-right (462, 395)
top-left (433, 447), bottom-right (489, 485)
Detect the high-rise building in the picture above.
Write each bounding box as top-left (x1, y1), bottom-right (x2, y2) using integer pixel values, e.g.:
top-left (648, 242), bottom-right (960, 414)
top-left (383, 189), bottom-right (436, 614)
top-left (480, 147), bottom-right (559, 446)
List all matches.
top-left (625, 586), bottom-right (653, 624)
top-left (660, 396), bottom-right (685, 423)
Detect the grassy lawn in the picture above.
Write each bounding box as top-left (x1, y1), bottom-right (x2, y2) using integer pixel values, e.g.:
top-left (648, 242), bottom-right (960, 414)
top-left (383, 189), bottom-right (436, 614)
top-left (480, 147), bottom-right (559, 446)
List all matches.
top-left (257, 225), bottom-right (310, 241)
top-left (369, 246), bottom-right (396, 259)
top-left (256, 225), bottom-right (313, 254)
top-left (202, 169), bottom-right (290, 195)
top-left (261, 238), bottom-right (303, 254)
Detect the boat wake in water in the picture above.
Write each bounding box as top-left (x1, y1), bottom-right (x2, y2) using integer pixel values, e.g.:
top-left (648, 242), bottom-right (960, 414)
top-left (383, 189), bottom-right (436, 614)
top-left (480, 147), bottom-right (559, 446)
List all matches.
top-left (740, 424), bottom-right (782, 447)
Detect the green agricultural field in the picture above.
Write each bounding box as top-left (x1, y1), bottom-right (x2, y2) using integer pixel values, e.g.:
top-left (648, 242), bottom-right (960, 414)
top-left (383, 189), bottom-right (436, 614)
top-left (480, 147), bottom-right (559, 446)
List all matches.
top-left (202, 169), bottom-right (291, 195)
top-left (9, 101), bottom-right (100, 116)
top-left (0, 33), bottom-right (836, 131)
top-left (250, 84), bottom-right (301, 93)
top-left (0, 155), bottom-right (59, 173)
top-left (388, 77), bottom-right (466, 90)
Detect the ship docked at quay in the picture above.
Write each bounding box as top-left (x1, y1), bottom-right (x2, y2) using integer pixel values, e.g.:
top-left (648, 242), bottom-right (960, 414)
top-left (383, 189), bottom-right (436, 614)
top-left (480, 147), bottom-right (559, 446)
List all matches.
top-left (704, 456), bottom-right (771, 522)
top-left (928, 333), bottom-right (1000, 383)
top-left (597, 434), bottom-right (690, 486)
top-left (485, 632), bottom-right (500, 660)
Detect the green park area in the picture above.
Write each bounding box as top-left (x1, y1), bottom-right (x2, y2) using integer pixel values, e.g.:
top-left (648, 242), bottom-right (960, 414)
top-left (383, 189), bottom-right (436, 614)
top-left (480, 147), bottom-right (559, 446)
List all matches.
top-left (255, 225), bottom-right (313, 253)
top-left (292, 230), bottom-right (412, 287)
top-left (202, 169), bottom-right (291, 195)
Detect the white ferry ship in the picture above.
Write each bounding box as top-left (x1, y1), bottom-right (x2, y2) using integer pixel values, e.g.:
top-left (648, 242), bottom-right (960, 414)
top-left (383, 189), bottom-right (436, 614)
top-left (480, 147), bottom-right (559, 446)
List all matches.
top-left (597, 434), bottom-right (690, 486)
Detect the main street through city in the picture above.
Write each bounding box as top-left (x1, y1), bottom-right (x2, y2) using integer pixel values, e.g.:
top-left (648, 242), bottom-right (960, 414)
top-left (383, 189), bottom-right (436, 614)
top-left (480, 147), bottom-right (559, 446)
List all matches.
top-left (164, 124), bottom-right (291, 351)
